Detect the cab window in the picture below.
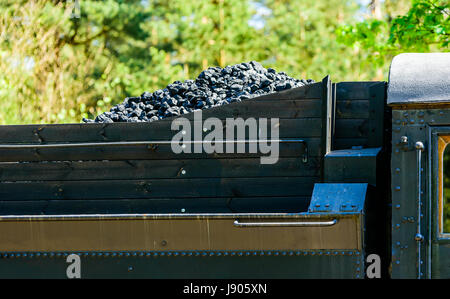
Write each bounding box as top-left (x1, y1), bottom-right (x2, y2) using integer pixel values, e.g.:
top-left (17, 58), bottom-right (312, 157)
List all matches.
top-left (442, 144), bottom-right (450, 233)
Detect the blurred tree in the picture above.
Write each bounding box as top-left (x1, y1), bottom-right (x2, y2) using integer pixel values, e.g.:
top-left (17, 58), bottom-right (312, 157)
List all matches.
top-left (337, 0), bottom-right (449, 70)
top-left (259, 0), bottom-right (378, 81)
top-left (0, 0), bottom-right (444, 124)
top-left (0, 0), bottom-right (183, 124)
top-left (144, 0), bottom-right (379, 83)
top-left (141, 0), bottom-right (264, 78)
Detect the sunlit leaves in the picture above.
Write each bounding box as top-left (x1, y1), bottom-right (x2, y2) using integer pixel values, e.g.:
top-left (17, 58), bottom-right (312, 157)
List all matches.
top-left (337, 0), bottom-right (449, 68)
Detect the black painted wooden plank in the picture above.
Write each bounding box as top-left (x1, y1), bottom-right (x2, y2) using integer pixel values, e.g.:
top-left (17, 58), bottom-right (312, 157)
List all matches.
top-left (0, 177), bottom-right (317, 200)
top-left (0, 118), bottom-right (322, 144)
top-left (0, 157), bottom-right (320, 181)
top-left (336, 81), bottom-right (384, 100)
top-left (0, 100), bottom-right (322, 144)
top-left (0, 196), bottom-right (311, 215)
top-left (254, 82), bottom-right (322, 100)
top-left (0, 137), bottom-right (321, 162)
top-left (333, 138), bottom-right (368, 150)
top-left (335, 119), bottom-right (369, 138)
top-left (368, 82), bottom-right (387, 147)
top-left (0, 118), bottom-right (322, 145)
top-left (336, 100), bottom-right (369, 119)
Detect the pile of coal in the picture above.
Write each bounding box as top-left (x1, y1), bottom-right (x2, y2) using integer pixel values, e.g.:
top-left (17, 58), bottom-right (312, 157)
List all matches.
top-left (83, 61), bottom-right (314, 123)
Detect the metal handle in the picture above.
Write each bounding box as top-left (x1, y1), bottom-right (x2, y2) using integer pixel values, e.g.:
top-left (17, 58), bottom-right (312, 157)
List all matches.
top-left (415, 141), bottom-right (425, 279)
top-left (233, 219), bottom-right (338, 227)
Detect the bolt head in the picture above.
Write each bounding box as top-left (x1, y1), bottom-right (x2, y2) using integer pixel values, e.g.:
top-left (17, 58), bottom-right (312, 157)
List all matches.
top-left (415, 233), bottom-right (424, 242)
top-left (415, 141), bottom-right (424, 151)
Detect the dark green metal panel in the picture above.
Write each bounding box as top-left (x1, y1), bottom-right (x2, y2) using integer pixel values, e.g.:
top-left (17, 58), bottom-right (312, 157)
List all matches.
top-left (391, 109), bottom-right (427, 278)
top-left (0, 250), bottom-right (363, 279)
top-left (431, 241), bottom-right (450, 278)
top-left (391, 109), bottom-right (450, 279)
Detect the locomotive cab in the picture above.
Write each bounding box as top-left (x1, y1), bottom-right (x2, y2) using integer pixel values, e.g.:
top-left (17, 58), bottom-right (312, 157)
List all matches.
top-left (388, 53), bottom-right (450, 279)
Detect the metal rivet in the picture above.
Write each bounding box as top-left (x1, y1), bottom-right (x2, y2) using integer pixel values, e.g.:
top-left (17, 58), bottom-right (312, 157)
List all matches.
top-left (128, 266), bottom-right (133, 272)
top-left (415, 233), bottom-right (424, 242)
top-left (181, 169), bottom-right (186, 175)
top-left (181, 208), bottom-right (186, 213)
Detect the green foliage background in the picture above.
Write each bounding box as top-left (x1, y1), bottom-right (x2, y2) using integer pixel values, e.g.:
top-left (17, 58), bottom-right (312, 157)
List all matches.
top-left (0, 0), bottom-right (447, 124)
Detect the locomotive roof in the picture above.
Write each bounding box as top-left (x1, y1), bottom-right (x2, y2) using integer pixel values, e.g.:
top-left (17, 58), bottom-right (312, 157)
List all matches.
top-left (387, 53), bottom-right (450, 105)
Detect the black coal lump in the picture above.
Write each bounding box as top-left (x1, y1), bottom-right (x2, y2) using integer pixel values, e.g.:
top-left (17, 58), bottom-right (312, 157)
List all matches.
top-left (83, 61), bottom-right (315, 123)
